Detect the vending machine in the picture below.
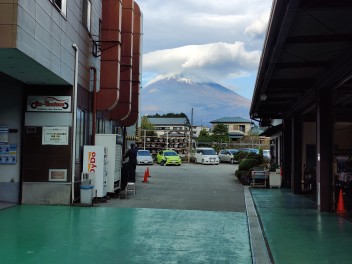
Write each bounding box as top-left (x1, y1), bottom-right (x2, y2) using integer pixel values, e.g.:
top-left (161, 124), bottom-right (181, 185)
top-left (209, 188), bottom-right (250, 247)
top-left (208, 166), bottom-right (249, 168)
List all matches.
top-left (95, 134), bottom-right (123, 193)
top-left (82, 145), bottom-right (107, 198)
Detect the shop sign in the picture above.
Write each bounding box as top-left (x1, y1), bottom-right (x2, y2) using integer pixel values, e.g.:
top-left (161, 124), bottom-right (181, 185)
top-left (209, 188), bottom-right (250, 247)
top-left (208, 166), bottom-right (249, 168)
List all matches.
top-left (27, 96), bottom-right (71, 112)
top-left (42, 127), bottom-right (69, 145)
top-left (87, 151), bottom-right (97, 172)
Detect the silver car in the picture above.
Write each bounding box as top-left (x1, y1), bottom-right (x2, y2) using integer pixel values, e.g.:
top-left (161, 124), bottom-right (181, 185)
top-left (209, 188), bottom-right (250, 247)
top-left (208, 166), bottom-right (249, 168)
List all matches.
top-left (137, 150), bottom-right (154, 165)
top-left (218, 149), bottom-right (238, 164)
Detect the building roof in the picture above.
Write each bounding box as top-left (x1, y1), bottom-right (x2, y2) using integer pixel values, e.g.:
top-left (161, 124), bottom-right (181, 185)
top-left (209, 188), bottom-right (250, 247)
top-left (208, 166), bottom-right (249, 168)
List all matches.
top-left (148, 117), bottom-right (190, 126)
top-left (250, 1), bottom-right (352, 125)
top-left (210, 117), bottom-right (251, 124)
top-left (260, 124), bottom-right (282, 137)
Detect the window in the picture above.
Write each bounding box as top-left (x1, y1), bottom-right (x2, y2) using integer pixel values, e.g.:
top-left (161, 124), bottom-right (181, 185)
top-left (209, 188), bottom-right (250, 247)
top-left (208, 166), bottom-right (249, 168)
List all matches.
top-left (96, 118), bottom-right (105, 134)
top-left (76, 109), bottom-right (89, 162)
top-left (52, 0), bottom-right (67, 17)
top-left (82, 0), bottom-right (92, 32)
top-left (239, 125), bottom-right (245, 133)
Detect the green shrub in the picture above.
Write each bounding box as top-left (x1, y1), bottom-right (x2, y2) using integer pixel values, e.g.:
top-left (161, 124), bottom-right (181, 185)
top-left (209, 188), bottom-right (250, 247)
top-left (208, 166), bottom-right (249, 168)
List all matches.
top-left (234, 151), bottom-right (258, 162)
top-left (235, 170), bottom-right (251, 185)
top-left (238, 158), bottom-right (259, 171)
top-left (269, 163), bottom-right (279, 172)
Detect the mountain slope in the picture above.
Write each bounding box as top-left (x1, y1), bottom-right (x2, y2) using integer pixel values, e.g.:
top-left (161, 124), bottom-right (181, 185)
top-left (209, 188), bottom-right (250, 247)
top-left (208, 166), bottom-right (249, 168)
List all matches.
top-left (141, 74), bottom-right (251, 126)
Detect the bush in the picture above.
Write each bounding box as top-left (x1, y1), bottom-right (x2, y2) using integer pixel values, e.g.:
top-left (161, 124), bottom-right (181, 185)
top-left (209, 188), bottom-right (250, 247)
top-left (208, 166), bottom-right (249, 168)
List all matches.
top-left (235, 170), bottom-right (251, 185)
top-left (269, 163), bottom-right (279, 172)
top-left (234, 151), bottom-right (259, 163)
top-left (235, 158), bottom-right (260, 185)
top-left (238, 158), bottom-right (259, 171)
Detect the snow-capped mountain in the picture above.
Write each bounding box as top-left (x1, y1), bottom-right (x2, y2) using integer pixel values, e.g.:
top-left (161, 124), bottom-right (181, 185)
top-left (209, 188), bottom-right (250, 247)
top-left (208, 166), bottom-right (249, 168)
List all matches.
top-left (141, 74), bottom-right (251, 126)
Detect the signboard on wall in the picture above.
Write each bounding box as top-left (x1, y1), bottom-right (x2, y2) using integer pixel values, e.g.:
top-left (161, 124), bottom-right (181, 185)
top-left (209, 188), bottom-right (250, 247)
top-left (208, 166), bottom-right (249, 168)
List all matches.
top-left (42, 127), bottom-right (69, 145)
top-left (0, 126), bottom-right (8, 143)
top-left (0, 144), bottom-right (17, 164)
top-left (49, 169), bottom-right (67, 181)
top-left (27, 96), bottom-right (71, 112)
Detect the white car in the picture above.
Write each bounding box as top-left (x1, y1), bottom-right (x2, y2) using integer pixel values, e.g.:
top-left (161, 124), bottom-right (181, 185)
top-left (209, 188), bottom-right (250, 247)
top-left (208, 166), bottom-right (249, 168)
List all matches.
top-left (218, 149), bottom-right (239, 164)
top-left (194, 147), bottom-right (219, 165)
top-left (137, 150), bottom-right (154, 165)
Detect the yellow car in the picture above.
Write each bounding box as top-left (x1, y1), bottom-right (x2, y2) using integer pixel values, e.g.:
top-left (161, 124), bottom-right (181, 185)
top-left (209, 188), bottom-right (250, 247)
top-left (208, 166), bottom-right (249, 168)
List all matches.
top-left (156, 150), bottom-right (181, 166)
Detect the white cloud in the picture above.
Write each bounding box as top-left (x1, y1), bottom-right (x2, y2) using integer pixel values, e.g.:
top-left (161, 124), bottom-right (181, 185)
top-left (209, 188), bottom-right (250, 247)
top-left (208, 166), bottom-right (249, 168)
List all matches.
top-left (141, 105), bottom-right (161, 112)
top-left (244, 12), bottom-right (271, 38)
top-left (136, 0), bottom-right (273, 98)
top-left (143, 42), bottom-right (261, 83)
top-left (138, 0), bottom-right (272, 52)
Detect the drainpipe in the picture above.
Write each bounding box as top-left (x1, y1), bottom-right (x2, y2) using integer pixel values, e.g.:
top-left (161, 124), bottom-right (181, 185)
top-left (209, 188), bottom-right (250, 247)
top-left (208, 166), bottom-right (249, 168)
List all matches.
top-left (91, 66), bottom-right (97, 144)
top-left (72, 43), bottom-right (79, 204)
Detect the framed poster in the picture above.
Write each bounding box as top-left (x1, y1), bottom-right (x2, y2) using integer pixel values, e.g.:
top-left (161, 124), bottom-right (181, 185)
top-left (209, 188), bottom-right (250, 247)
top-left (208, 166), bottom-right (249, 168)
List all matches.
top-left (0, 126), bottom-right (8, 143)
top-left (0, 144), bottom-right (17, 164)
top-left (49, 169), bottom-right (67, 181)
top-left (42, 127), bottom-right (69, 145)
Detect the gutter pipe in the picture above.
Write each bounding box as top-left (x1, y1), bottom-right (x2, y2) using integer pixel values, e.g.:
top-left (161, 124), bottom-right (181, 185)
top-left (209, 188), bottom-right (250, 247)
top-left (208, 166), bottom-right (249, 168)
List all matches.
top-left (71, 43), bottom-right (79, 204)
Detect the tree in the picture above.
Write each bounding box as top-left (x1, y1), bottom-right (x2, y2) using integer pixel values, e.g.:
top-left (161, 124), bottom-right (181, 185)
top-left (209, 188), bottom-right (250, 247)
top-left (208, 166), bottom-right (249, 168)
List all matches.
top-left (197, 129), bottom-right (212, 143)
top-left (141, 116), bottom-right (157, 136)
top-left (211, 124), bottom-right (229, 143)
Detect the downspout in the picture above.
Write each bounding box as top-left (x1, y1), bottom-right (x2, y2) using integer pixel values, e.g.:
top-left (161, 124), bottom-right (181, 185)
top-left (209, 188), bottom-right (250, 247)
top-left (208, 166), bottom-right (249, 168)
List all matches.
top-left (72, 43), bottom-right (79, 204)
top-left (91, 66), bottom-right (97, 144)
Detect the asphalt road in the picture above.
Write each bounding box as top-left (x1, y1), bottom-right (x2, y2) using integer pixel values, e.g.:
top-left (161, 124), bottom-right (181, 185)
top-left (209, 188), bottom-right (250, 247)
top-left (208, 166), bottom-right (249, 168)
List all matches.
top-left (100, 163), bottom-right (245, 212)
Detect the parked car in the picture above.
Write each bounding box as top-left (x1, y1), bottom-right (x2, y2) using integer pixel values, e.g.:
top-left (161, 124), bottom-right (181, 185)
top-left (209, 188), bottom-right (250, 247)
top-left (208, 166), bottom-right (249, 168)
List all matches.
top-left (137, 150), bottom-right (154, 165)
top-left (218, 149), bottom-right (239, 164)
top-left (156, 150), bottom-right (182, 166)
top-left (194, 147), bottom-right (219, 165)
top-left (238, 148), bottom-right (259, 154)
top-left (263, 149), bottom-right (270, 159)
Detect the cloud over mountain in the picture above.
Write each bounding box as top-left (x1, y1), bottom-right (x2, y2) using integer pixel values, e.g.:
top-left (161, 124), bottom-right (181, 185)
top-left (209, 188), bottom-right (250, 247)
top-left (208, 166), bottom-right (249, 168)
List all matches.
top-left (143, 42), bottom-right (261, 84)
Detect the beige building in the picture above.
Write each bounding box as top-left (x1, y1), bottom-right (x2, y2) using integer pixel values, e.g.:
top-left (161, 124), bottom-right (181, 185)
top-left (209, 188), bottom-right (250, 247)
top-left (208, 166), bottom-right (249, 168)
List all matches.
top-left (210, 117), bottom-right (251, 140)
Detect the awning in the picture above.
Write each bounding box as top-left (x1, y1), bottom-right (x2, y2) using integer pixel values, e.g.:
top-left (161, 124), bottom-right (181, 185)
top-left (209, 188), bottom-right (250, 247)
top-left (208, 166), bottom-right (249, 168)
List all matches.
top-left (229, 131), bottom-right (244, 139)
top-left (259, 124), bottom-right (282, 137)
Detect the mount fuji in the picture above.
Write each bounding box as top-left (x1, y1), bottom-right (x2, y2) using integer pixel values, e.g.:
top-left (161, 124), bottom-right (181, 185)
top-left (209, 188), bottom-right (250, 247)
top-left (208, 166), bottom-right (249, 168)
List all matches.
top-left (141, 74), bottom-right (251, 126)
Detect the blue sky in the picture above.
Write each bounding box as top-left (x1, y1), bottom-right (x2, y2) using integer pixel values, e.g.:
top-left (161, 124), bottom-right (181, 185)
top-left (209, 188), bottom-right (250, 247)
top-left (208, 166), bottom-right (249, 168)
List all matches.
top-left (137, 0), bottom-right (273, 100)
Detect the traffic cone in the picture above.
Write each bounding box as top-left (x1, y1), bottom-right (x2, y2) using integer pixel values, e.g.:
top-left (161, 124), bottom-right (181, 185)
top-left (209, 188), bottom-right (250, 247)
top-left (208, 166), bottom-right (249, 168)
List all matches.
top-left (336, 189), bottom-right (346, 213)
top-left (147, 167), bottom-right (151, 177)
top-left (143, 169), bottom-right (149, 183)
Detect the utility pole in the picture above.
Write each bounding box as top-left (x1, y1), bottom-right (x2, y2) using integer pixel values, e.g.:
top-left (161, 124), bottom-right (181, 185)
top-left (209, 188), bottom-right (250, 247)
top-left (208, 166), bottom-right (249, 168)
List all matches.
top-left (188, 108), bottom-right (193, 163)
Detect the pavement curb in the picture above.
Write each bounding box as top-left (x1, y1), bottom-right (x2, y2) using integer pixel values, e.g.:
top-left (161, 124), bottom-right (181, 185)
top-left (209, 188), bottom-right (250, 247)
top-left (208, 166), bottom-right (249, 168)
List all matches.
top-left (244, 187), bottom-right (272, 264)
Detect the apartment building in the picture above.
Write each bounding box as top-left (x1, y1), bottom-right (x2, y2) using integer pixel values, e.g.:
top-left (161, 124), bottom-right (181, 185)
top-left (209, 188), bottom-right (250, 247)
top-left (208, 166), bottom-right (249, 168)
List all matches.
top-left (0, 0), bottom-right (142, 205)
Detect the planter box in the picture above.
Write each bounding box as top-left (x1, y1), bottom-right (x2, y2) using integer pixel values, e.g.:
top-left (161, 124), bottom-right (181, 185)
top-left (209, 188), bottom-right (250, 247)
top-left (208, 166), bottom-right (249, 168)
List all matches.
top-left (269, 173), bottom-right (281, 188)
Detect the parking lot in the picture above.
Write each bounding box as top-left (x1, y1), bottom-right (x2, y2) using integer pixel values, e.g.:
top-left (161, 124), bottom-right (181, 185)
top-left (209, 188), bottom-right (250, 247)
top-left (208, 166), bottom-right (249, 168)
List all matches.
top-left (100, 163), bottom-right (245, 212)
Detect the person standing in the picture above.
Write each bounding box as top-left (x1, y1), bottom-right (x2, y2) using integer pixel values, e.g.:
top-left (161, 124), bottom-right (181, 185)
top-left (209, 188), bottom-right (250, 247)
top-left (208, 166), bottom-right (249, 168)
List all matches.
top-left (124, 143), bottom-right (138, 182)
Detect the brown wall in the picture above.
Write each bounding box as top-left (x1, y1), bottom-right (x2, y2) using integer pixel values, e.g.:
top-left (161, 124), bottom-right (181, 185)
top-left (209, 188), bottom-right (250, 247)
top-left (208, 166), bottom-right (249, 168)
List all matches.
top-left (22, 86), bottom-right (73, 182)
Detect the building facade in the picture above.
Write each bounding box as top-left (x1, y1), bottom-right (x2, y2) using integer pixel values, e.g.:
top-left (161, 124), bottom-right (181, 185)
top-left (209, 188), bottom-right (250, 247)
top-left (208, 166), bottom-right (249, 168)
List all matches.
top-left (251, 0), bottom-right (352, 212)
top-left (147, 117), bottom-right (191, 136)
top-left (210, 117), bottom-right (252, 140)
top-left (0, 0), bottom-right (142, 205)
